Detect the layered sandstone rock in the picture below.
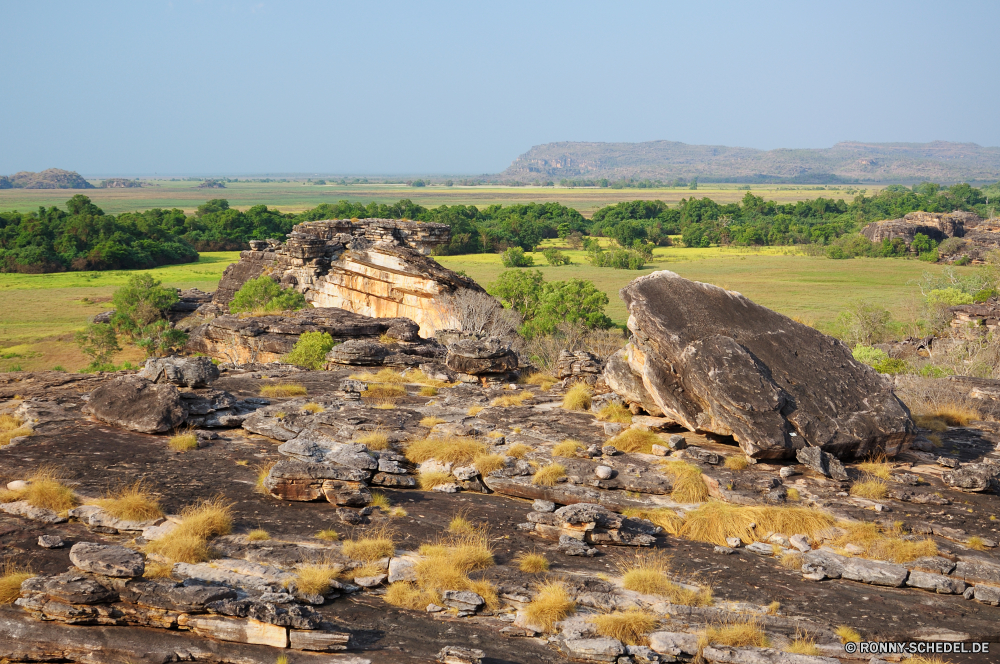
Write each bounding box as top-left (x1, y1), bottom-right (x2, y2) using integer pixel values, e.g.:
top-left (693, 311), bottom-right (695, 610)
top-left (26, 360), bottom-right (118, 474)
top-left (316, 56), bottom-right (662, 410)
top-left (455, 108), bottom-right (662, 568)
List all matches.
top-left (605, 271), bottom-right (914, 460)
top-left (861, 210), bottom-right (983, 246)
top-left (211, 219), bottom-right (485, 336)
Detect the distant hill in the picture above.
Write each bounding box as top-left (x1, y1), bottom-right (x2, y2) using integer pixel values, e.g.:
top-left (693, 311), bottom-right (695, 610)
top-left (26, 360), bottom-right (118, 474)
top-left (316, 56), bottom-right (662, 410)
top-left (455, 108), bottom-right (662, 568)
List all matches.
top-left (0, 169), bottom-right (94, 189)
top-left (499, 141), bottom-right (1000, 184)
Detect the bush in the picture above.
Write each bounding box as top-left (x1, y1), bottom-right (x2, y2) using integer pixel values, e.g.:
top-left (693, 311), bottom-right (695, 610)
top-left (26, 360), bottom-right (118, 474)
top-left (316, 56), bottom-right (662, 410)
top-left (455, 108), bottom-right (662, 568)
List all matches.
top-left (284, 331), bottom-right (336, 369)
top-left (588, 247), bottom-right (646, 269)
top-left (111, 274), bottom-right (178, 336)
top-left (501, 247), bottom-right (534, 267)
top-left (542, 248), bottom-right (571, 266)
top-left (852, 345), bottom-right (889, 366)
top-left (927, 288), bottom-right (973, 306)
top-left (75, 323), bottom-right (121, 367)
top-left (229, 276), bottom-right (307, 314)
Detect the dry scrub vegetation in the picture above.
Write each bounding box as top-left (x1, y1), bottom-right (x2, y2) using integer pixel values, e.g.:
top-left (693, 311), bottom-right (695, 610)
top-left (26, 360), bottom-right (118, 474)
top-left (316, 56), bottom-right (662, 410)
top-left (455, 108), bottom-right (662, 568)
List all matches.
top-left (552, 439), bottom-right (584, 457)
top-left (590, 608), bottom-right (659, 645)
top-left (522, 372), bottom-right (557, 390)
top-left (342, 526), bottom-right (396, 562)
top-left (617, 551), bottom-right (712, 606)
top-left (678, 502), bottom-right (834, 546)
top-left (562, 383), bottom-right (593, 410)
top-left (660, 459), bottom-right (710, 503)
top-left (524, 581), bottom-right (575, 632)
top-left (144, 498), bottom-right (232, 564)
top-left (532, 463), bottom-right (567, 486)
top-left (0, 467), bottom-right (77, 512)
top-left (168, 432), bottom-right (198, 452)
top-left (259, 383), bottom-right (307, 397)
top-left (596, 402), bottom-right (633, 424)
top-left (91, 481), bottom-right (163, 521)
top-left (607, 429), bottom-right (661, 454)
top-left (0, 562), bottom-right (34, 604)
top-left (0, 413), bottom-right (31, 447)
top-left (830, 522), bottom-right (936, 562)
top-left (405, 437), bottom-right (487, 465)
top-left (490, 391), bottom-right (533, 407)
top-left (385, 531), bottom-right (498, 612)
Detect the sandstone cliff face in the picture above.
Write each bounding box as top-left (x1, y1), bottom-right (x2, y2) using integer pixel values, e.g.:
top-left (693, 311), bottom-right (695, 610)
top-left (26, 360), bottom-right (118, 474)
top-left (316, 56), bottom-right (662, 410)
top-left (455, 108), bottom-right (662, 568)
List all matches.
top-left (212, 219), bottom-right (484, 336)
top-left (861, 210), bottom-right (982, 246)
top-left (605, 271), bottom-right (914, 460)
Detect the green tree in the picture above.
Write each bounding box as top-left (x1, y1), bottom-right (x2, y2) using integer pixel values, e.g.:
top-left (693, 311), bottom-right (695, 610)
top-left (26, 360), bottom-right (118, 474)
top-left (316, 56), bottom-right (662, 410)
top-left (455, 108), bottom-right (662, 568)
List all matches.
top-left (136, 320), bottom-right (188, 358)
top-left (486, 270), bottom-right (545, 318)
top-left (229, 276), bottom-right (307, 314)
top-left (525, 279), bottom-right (612, 337)
top-left (542, 248), bottom-right (571, 266)
top-left (284, 331), bottom-right (336, 370)
top-left (500, 247), bottom-right (534, 267)
top-left (74, 323), bottom-right (121, 368)
top-left (111, 274), bottom-right (179, 337)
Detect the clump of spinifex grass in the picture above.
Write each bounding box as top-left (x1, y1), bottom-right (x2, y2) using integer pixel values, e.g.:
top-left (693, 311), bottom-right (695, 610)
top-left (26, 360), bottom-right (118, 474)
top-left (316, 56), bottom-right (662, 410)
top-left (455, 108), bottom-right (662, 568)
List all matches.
top-left (144, 497), bottom-right (233, 564)
top-left (621, 507), bottom-right (684, 535)
top-left (785, 631), bottom-right (820, 656)
top-left (255, 460), bottom-right (277, 495)
top-left (247, 528), bottom-right (271, 541)
top-left (856, 453), bottom-right (892, 480)
top-left (590, 609), bottom-right (659, 645)
top-left (616, 551), bottom-right (712, 606)
top-left (596, 403), bottom-right (633, 424)
top-left (342, 526), bottom-right (395, 562)
top-left (532, 463), bottom-right (566, 486)
top-left (294, 561), bottom-right (343, 595)
top-left (260, 383), bottom-right (307, 398)
top-left (515, 551), bottom-right (550, 573)
top-left (524, 581), bottom-right (575, 632)
top-left (562, 383), bottom-right (593, 411)
top-left (0, 413), bottom-right (32, 447)
top-left (552, 440), bottom-right (584, 458)
top-left (356, 428), bottom-right (390, 450)
top-left (405, 436), bottom-right (487, 465)
top-left (850, 476), bottom-right (888, 500)
top-left (830, 522), bottom-right (936, 562)
top-left (169, 432), bottom-right (198, 452)
top-left (678, 502), bottom-right (835, 546)
top-left (418, 470), bottom-right (454, 490)
top-left (301, 402), bottom-right (325, 414)
top-left (505, 443), bottom-right (531, 458)
top-left (0, 562), bottom-right (34, 604)
top-left (660, 459), bottom-right (710, 503)
top-left (419, 416), bottom-right (446, 428)
top-left (473, 453), bottom-right (505, 475)
top-left (407, 531), bottom-right (499, 611)
top-left (91, 481), bottom-right (163, 521)
top-left (522, 372), bottom-right (557, 391)
top-left (0, 467), bottom-right (78, 512)
top-left (723, 455), bottom-right (750, 471)
top-left (350, 368), bottom-right (405, 384)
top-left (490, 391), bottom-right (533, 407)
top-left (608, 429), bottom-right (661, 454)
top-left (702, 616), bottom-right (770, 648)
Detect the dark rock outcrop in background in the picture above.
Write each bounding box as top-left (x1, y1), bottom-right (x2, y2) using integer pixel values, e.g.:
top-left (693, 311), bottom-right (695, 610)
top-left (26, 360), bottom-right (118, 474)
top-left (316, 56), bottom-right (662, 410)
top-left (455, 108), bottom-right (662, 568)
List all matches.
top-left (2, 168), bottom-right (94, 189)
top-left (605, 271), bottom-right (914, 460)
top-left (861, 210), bottom-right (1000, 263)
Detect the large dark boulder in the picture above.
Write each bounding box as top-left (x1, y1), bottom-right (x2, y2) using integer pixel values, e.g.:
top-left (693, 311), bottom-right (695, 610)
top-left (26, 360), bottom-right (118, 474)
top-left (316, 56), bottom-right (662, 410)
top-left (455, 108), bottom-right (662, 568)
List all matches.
top-left (445, 339), bottom-right (517, 375)
top-left (139, 356), bottom-right (219, 388)
top-left (605, 271), bottom-right (913, 460)
top-left (87, 376), bottom-right (186, 434)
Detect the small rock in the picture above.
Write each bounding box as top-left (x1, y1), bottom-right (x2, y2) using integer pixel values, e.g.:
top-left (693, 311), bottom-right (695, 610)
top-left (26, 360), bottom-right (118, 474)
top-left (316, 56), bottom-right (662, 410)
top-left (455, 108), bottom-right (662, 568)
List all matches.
top-left (789, 534), bottom-right (811, 552)
top-left (336, 509), bottom-right (364, 525)
top-left (354, 574), bottom-right (387, 588)
top-left (258, 592), bottom-right (296, 603)
top-left (667, 434), bottom-right (687, 450)
top-left (843, 543), bottom-right (864, 554)
top-left (441, 590), bottom-right (485, 611)
top-left (778, 466), bottom-right (799, 479)
top-left (768, 534), bottom-right (790, 547)
top-left (516, 522), bottom-right (535, 531)
top-left (6, 480), bottom-right (28, 491)
top-left (650, 444), bottom-right (668, 457)
top-left (69, 542), bottom-right (145, 578)
top-left (725, 537), bottom-right (742, 548)
top-left (603, 423), bottom-right (623, 436)
top-left (388, 556), bottom-right (419, 583)
top-left (532, 499), bottom-right (556, 513)
top-left (714, 545), bottom-right (735, 554)
top-left (595, 465), bottom-right (614, 480)
top-left (963, 586), bottom-right (976, 600)
top-left (586, 444), bottom-right (602, 458)
top-left (602, 445), bottom-right (619, 456)
top-left (795, 446), bottom-right (849, 481)
top-left (427, 603), bottom-right (445, 612)
top-left (38, 535), bottom-right (64, 549)
top-left (937, 457), bottom-right (960, 469)
top-left (437, 646), bottom-right (485, 664)
top-left (453, 465), bottom-right (478, 481)
top-left (432, 483), bottom-right (462, 493)
top-left (745, 542), bottom-right (774, 556)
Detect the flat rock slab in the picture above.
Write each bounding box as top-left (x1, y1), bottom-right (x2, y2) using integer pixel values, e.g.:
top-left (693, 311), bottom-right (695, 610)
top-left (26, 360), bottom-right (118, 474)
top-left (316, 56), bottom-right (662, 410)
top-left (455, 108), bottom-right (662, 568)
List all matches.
top-left (605, 271), bottom-right (913, 459)
top-left (69, 542), bottom-right (145, 578)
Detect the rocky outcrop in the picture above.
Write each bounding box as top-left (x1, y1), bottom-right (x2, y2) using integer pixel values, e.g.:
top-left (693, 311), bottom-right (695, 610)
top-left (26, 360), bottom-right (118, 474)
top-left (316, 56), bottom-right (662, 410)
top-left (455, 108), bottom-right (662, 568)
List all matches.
top-left (139, 356), bottom-right (219, 388)
top-left (445, 338), bottom-right (518, 381)
top-left (86, 376), bottom-right (186, 433)
top-left (861, 210), bottom-right (982, 246)
top-left (605, 271), bottom-right (913, 460)
top-left (186, 307), bottom-right (423, 365)
top-left (211, 219), bottom-right (486, 336)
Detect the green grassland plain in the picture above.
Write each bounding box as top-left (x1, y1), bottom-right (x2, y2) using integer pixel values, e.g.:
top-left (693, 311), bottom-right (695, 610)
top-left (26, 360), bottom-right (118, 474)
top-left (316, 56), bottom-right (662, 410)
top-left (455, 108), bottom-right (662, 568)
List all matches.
top-left (0, 180), bottom-right (879, 217)
top-left (0, 241), bottom-right (964, 372)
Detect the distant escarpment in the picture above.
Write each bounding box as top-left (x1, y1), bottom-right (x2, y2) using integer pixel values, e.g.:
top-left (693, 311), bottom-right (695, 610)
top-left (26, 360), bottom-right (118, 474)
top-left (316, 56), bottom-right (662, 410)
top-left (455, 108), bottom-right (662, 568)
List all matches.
top-left (212, 218), bottom-right (485, 336)
top-left (500, 140), bottom-right (1000, 184)
top-left (0, 168), bottom-right (94, 189)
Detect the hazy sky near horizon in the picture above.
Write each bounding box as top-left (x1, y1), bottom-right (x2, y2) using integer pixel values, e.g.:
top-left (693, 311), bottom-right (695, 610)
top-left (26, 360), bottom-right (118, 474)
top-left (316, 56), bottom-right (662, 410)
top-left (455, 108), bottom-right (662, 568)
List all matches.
top-left (3, 1), bottom-right (999, 175)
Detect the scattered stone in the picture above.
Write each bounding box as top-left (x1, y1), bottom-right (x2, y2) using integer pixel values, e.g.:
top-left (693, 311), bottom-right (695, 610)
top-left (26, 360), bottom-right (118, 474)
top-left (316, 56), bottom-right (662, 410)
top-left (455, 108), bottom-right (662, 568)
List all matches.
top-left (603, 423), bottom-right (622, 436)
top-left (38, 535), bottom-right (64, 549)
top-left (86, 375), bottom-right (186, 434)
top-left (559, 534), bottom-right (597, 557)
top-left (0, 501), bottom-right (66, 524)
top-left (795, 447), bottom-right (849, 481)
top-left (532, 499), bottom-right (556, 512)
top-left (139, 355), bottom-right (219, 387)
top-left (725, 537), bottom-right (742, 548)
top-left (650, 444), bottom-right (669, 456)
top-left (6, 480), bottom-right (28, 491)
top-left (745, 542), bottom-right (774, 556)
top-left (440, 590), bottom-right (485, 612)
top-left (906, 570), bottom-right (966, 594)
top-left (446, 338), bottom-right (518, 376)
top-left (714, 546), bottom-right (735, 554)
top-left (432, 483), bottom-right (462, 493)
top-left (353, 574), bottom-right (387, 588)
top-left (69, 542), bottom-right (145, 578)
top-left (943, 463), bottom-right (1000, 492)
top-left (972, 584), bottom-right (1000, 605)
top-left (800, 550), bottom-right (846, 581)
top-left (648, 632), bottom-right (701, 657)
top-left (937, 457), bottom-right (961, 469)
top-left (667, 434), bottom-right (687, 449)
top-left (778, 466), bottom-right (799, 479)
top-left (686, 447), bottom-right (720, 465)
top-left (841, 558), bottom-right (908, 587)
top-left (601, 445), bottom-right (619, 456)
top-left (437, 646), bottom-right (485, 664)
top-left (595, 465), bottom-right (614, 480)
top-left (789, 534), bottom-right (811, 552)
top-left (426, 603), bottom-right (444, 612)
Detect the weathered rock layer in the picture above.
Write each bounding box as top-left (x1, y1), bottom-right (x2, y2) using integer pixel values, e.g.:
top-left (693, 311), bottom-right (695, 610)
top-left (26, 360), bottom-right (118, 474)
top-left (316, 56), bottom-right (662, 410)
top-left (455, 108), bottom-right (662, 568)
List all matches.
top-left (605, 271), bottom-right (914, 459)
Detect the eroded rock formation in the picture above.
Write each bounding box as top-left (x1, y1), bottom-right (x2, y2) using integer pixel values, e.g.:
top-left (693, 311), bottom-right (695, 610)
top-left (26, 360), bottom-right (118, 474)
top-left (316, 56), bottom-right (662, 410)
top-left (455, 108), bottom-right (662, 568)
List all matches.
top-left (861, 210), bottom-right (1000, 262)
top-left (211, 219), bottom-right (485, 336)
top-left (604, 271), bottom-right (914, 460)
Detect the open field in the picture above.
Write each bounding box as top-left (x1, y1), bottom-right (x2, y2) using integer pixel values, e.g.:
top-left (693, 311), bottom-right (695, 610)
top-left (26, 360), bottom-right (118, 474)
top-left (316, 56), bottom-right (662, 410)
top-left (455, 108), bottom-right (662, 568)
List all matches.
top-left (0, 180), bottom-right (879, 217)
top-left (0, 245), bottom-right (964, 373)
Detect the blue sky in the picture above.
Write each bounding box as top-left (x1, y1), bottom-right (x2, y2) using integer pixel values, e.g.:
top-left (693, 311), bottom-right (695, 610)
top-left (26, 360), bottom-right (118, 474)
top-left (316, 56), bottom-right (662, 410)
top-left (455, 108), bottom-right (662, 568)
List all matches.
top-left (3, 1), bottom-right (998, 175)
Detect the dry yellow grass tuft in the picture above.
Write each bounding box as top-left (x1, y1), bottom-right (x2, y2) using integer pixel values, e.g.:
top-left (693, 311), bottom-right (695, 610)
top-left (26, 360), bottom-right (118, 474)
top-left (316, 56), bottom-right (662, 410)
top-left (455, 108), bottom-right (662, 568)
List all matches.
top-left (362, 384), bottom-right (407, 403)
top-left (785, 487), bottom-right (800, 501)
top-left (342, 527), bottom-right (395, 561)
top-left (410, 533), bottom-right (498, 610)
top-left (467, 406), bottom-right (484, 416)
top-left (856, 454), bottom-right (892, 480)
top-left (351, 368), bottom-right (405, 384)
top-left (967, 536), bottom-right (987, 551)
top-left (247, 529), bottom-right (271, 541)
top-left (850, 477), bottom-right (888, 500)
top-left (660, 459), bottom-right (710, 503)
top-left (301, 402), bottom-right (325, 414)
top-left (420, 416), bottom-right (446, 427)
top-left (723, 455), bottom-right (750, 471)
top-left (679, 502), bottom-right (835, 546)
top-left (404, 369), bottom-right (450, 388)
top-left (914, 415), bottom-right (948, 432)
top-left (384, 581), bottom-right (440, 609)
top-left (552, 440), bottom-right (584, 458)
top-left (255, 460), bottom-right (277, 495)
top-left (143, 561), bottom-right (174, 579)
top-left (356, 430), bottom-right (390, 450)
top-left (779, 552), bottom-right (803, 569)
top-left (378, 333), bottom-right (399, 345)
top-left (0, 562), bottom-right (33, 604)
top-left (532, 463), bottom-right (566, 486)
top-left (486, 431), bottom-right (504, 439)
top-left (490, 391), bottom-right (533, 408)
top-left (506, 443), bottom-right (531, 458)
top-left (1, 468), bottom-right (78, 512)
top-left (315, 529), bottom-right (339, 541)
top-left (590, 609), bottom-right (659, 646)
top-left (831, 522), bottom-right (936, 562)
top-left (260, 383), bottom-right (307, 398)
top-left (523, 372), bottom-right (558, 390)
top-left (419, 386), bottom-right (438, 397)
top-left (370, 491), bottom-right (391, 511)
top-left (616, 552), bottom-right (712, 606)
top-left (621, 507), bottom-right (683, 535)
top-left (418, 470), bottom-right (454, 490)
top-left (562, 383), bottom-right (593, 411)
top-left (835, 625), bottom-right (861, 643)
top-left (916, 403), bottom-right (980, 427)
top-left (515, 551), bottom-right (550, 573)
top-left (91, 481), bottom-right (163, 521)
top-left (405, 437), bottom-right (487, 465)
top-left (294, 563), bottom-right (341, 595)
top-left (703, 616), bottom-right (770, 648)
top-left (448, 514), bottom-right (475, 536)
top-left (473, 453), bottom-right (505, 475)
top-left (145, 498), bottom-right (233, 564)
top-left (785, 632), bottom-right (820, 656)
top-left (596, 403), bottom-right (633, 424)
top-left (609, 429), bottom-right (661, 454)
top-left (389, 506), bottom-right (408, 517)
top-left (0, 413), bottom-right (32, 447)
top-left (525, 581), bottom-right (575, 632)
top-left (168, 432), bottom-right (198, 452)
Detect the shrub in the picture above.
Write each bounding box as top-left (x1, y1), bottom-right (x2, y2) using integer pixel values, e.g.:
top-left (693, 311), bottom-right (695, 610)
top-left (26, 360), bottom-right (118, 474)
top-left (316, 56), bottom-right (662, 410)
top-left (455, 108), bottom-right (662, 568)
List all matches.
top-left (501, 247), bottom-right (534, 267)
top-left (284, 332), bottom-right (336, 369)
top-left (588, 247), bottom-right (647, 270)
top-left (723, 455), bottom-right (749, 471)
top-left (294, 563), bottom-right (341, 595)
top-left (532, 464), bottom-right (566, 486)
top-left (852, 345), bottom-right (888, 366)
top-left (525, 581), bottom-right (575, 632)
top-left (704, 617), bottom-right (769, 648)
top-left (91, 481), bottom-right (163, 521)
top-left (927, 287), bottom-right (974, 307)
top-left (1, 468), bottom-right (78, 512)
top-left (678, 503), bottom-right (834, 546)
top-left (384, 581), bottom-right (439, 609)
top-left (229, 276), bottom-right (307, 314)
top-left (418, 470), bottom-right (454, 490)
top-left (110, 273), bottom-right (178, 337)
top-left (562, 383), bottom-right (593, 410)
top-left (542, 248), bottom-right (571, 266)
top-left (75, 323), bottom-right (121, 368)
top-left (247, 529), bottom-right (270, 541)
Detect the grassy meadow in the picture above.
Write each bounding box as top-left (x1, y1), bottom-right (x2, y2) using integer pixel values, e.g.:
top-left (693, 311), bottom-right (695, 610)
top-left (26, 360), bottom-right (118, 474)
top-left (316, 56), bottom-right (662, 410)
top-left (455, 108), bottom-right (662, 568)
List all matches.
top-left (0, 180), bottom-right (878, 217)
